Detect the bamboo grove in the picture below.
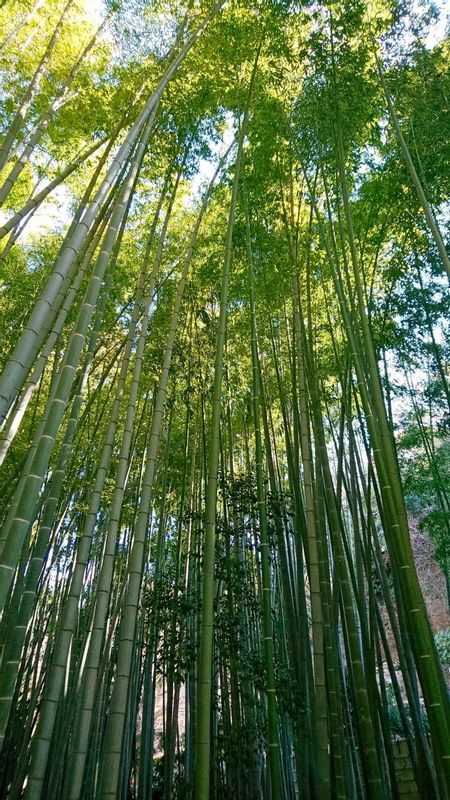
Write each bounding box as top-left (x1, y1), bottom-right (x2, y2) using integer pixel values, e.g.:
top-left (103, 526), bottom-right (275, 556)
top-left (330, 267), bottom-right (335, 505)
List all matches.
top-left (0, 0), bottom-right (449, 798)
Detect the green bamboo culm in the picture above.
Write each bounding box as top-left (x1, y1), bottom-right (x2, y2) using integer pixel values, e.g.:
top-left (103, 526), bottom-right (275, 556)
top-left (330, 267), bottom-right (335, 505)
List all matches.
top-left (0, 3), bottom-right (449, 799)
top-left (194, 39), bottom-right (263, 798)
top-left (244, 173), bottom-right (283, 800)
top-left (330, 33), bottom-right (450, 789)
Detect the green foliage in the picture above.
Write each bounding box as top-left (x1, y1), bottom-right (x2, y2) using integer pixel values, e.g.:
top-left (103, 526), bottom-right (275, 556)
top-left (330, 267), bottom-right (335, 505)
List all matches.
top-left (434, 630), bottom-right (450, 666)
top-left (385, 684), bottom-right (410, 739)
top-left (1, 0), bottom-right (450, 797)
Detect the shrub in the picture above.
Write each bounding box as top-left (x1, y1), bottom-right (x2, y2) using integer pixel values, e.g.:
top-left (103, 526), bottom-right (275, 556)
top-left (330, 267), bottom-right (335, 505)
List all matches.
top-left (434, 629), bottom-right (450, 665)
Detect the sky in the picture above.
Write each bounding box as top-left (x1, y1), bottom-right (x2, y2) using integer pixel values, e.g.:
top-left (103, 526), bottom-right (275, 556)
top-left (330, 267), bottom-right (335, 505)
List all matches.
top-left (421, 0), bottom-right (450, 46)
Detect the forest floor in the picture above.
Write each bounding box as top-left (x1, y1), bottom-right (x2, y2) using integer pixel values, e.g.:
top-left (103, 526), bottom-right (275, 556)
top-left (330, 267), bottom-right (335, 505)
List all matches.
top-left (380, 515), bottom-right (450, 653)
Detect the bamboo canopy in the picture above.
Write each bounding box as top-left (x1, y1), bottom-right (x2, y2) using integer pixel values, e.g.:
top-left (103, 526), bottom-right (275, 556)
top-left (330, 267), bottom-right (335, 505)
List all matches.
top-left (0, 1), bottom-right (449, 798)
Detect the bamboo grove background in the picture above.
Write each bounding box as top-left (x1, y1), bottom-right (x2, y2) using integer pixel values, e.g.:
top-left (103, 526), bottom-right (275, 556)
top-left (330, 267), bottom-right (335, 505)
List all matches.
top-left (0, 0), bottom-right (449, 798)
